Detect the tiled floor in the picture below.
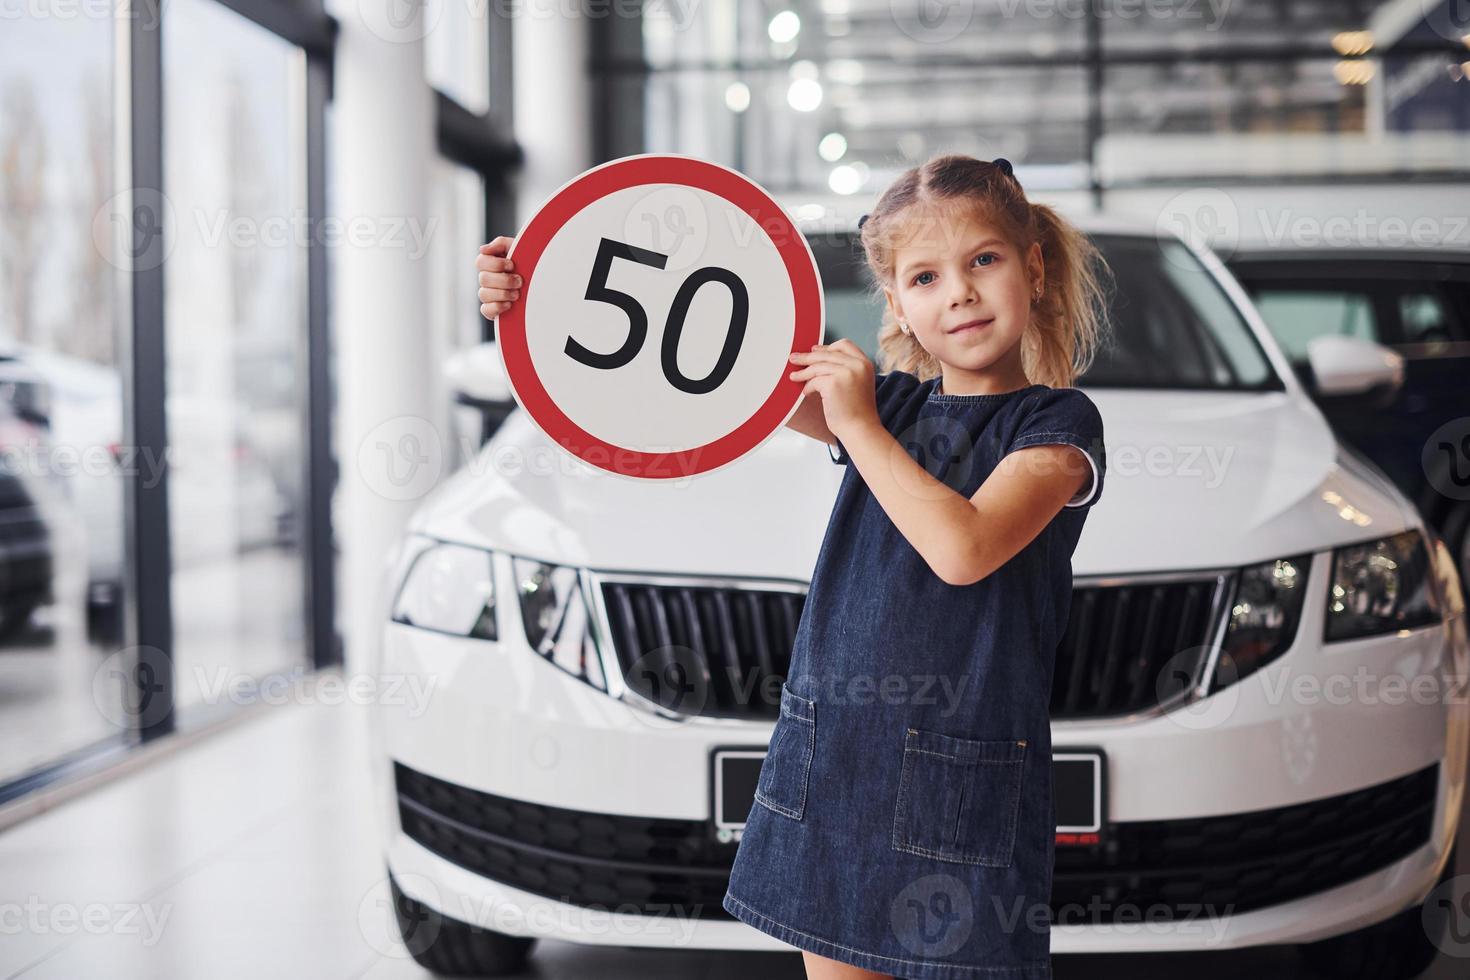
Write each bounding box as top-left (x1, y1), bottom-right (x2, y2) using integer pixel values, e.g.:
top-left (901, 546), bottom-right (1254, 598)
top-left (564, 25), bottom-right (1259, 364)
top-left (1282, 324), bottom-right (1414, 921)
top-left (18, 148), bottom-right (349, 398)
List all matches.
top-left (1, 682), bottom-right (1465, 979)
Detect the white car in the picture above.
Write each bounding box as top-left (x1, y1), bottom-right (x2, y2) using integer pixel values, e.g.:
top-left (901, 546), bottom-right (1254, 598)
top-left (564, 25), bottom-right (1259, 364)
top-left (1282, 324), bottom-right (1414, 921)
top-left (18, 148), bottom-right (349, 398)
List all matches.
top-left (369, 212), bottom-right (1469, 979)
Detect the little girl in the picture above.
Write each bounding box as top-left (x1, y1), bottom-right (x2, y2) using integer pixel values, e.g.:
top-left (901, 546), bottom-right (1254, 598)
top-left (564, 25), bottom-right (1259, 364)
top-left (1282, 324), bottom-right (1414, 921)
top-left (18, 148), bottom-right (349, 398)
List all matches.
top-left (475, 152), bottom-right (1110, 980)
top-left (722, 153), bottom-right (1110, 980)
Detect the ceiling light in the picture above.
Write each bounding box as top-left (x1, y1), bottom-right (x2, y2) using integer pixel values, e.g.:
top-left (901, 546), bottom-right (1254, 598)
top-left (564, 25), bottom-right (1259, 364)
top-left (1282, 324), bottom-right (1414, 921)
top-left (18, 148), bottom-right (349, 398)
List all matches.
top-left (1331, 30), bottom-right (1374, 56)
top-left (828, 165), bottom-right (862, 195)
top-left (787, 78), bottom-right (822, 112)
top-left (768, 11), bottom-right (800, 44)
top-left (725, 82), bottom-right (751, 113)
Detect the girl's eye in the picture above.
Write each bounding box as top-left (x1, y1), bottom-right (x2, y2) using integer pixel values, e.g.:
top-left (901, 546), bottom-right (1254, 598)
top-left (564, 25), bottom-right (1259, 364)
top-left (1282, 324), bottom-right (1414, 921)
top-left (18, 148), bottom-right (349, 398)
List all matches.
top-left (911, 253), bottom-right (998, 287)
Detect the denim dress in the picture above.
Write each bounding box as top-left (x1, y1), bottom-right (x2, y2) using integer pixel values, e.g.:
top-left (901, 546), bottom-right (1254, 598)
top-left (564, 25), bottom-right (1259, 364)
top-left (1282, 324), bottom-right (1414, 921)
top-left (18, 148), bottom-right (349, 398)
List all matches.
top-left (722, 370), bottom-right (1106, 980)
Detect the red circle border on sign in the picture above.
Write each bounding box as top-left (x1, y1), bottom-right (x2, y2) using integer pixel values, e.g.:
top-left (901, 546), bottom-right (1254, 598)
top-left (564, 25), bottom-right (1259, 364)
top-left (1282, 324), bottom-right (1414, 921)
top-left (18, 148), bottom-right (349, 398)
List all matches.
top-left (496, 155), bottom-right (824, 480)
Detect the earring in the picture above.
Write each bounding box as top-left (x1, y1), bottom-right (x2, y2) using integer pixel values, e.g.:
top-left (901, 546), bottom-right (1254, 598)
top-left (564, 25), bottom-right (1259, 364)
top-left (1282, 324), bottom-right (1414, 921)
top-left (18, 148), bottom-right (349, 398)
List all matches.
top-left (900, 320), bottom-right (910, 335)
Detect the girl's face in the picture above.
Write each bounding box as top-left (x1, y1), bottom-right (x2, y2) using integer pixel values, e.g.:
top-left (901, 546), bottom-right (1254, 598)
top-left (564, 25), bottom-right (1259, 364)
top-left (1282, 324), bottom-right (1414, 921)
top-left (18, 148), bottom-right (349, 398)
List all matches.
top-left (883, 207), bottom-right (1043, 384)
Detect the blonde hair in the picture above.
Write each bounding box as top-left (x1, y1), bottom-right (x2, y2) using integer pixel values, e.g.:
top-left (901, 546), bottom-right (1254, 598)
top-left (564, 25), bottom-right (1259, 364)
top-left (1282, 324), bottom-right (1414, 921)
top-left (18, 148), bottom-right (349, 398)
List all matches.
top-left (859, 154), bottom-right (1114, 388)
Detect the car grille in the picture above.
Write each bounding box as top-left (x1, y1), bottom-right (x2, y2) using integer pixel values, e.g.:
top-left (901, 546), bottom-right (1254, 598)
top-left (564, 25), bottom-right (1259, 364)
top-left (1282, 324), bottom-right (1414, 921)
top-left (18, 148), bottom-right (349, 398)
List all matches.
top-left (394, 760), bottom-right (1438, 924)
top-left (1052, 761), bottom-right (1439, 922)
top-left (593, 573), bottom-right (1231, 720)
top-left (1052, 574), bottom-right (1230, 718)
top-left (394, 762), bottom-right (733, 915)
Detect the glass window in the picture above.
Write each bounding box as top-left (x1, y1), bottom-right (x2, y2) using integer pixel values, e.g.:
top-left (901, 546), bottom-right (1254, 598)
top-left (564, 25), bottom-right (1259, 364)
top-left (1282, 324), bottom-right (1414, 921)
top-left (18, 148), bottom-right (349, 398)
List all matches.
top-left (1105, 58), bottom-right (1370, 145)
top-left (0, 10), bottom-right (133, 783)
top-left (640, 0), bottom-right (1089, 195)
top-left (1398, 291), bottom-right (1451, 343)
top-left (1101, 0), bottom-right (1349, 52)
top-left (811, 231), bottom-right (1278, 390)
top-left (1248, 289), bottom-right (1380, 359)
top-left (164, 0), bottom-right (310, 714)
top-left (427, 157), bottom-right (486, 471)
top-left (1064, 236), bottom-right (1278, 388)
top-left (426, 0), bottom-right (490, 113)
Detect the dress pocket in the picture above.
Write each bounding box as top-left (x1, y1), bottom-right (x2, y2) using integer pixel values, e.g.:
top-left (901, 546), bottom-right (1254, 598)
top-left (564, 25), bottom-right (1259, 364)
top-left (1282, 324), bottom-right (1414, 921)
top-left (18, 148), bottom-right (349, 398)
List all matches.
top-left (891, 726), bottom-right (1027, 867)
top-left (753, 683), bottom-right (816, 821)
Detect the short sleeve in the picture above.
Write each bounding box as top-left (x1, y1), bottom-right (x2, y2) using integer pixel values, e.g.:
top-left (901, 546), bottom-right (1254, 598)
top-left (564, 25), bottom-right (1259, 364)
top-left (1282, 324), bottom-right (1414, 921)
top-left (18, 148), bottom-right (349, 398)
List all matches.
top-left (1006, 387), bottom-right (1106, 509)
top-left (829, 371), bottom-right (898, 465)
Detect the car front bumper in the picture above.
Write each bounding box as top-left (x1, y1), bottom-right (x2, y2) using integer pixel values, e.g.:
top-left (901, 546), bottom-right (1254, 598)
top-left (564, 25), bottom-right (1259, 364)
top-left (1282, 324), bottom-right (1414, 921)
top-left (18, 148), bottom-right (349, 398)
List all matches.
top-left (372, 547), bottom-right (1469, 954)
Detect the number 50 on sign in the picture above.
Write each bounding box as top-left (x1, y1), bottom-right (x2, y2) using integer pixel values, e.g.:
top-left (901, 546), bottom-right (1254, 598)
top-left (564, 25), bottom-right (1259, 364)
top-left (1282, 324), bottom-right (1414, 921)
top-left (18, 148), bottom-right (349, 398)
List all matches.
top-left (495, 154), bottom-right (825, 481)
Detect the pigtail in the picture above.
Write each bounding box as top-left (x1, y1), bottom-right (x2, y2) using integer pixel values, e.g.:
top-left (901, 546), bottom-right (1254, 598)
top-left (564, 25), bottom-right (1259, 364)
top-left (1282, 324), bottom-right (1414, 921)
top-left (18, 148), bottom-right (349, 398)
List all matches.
top-left (1026, 202), bottom-right (1114, 388)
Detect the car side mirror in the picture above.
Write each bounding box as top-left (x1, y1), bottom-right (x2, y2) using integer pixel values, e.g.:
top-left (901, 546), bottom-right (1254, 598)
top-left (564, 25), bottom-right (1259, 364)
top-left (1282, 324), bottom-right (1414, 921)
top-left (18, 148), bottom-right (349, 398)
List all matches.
top-left (444, 341), bottom-right (515, 447)
top-left (1304, 335), bottom-right (1405, 401)
top-left (444, 341), bottom-right (512, 405)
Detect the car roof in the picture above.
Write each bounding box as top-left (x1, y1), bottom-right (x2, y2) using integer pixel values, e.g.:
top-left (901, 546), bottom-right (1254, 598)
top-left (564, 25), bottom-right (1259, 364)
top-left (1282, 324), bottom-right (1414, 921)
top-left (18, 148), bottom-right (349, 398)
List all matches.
top-left (1225, 246), bottom-right (1470, 266)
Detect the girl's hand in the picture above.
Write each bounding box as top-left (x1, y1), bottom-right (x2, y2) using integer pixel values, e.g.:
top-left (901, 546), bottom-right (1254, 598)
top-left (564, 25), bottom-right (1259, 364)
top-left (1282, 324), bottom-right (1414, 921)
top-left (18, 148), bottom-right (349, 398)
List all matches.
top-left (787, 339), bottom-right (879, 441)
top-left (476, 236), bottom-right (522, 320)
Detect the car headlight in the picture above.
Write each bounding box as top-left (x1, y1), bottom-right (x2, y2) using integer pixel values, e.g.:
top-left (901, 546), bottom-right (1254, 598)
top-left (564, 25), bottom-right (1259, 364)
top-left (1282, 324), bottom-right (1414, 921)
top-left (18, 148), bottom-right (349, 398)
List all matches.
top-left (512, 557), bottom-right (607, 692)
top-left (1209, 552), bottom-right (1312, 692)
top-left (391, 540), bottom-right (498, 640)
top-left (1325, 529), bottom-right (1441, 642)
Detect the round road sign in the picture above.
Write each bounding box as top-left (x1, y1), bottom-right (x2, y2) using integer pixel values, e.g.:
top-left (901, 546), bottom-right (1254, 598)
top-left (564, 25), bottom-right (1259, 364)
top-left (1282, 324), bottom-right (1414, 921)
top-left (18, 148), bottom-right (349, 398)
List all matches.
top-left (496, 154), bottom-right (825, 480)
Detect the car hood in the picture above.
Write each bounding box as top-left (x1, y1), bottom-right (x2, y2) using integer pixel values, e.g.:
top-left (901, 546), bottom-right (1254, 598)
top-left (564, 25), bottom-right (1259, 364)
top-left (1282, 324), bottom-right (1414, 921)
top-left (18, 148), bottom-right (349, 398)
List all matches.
top-left (411, 389), bottom-right (1416, 579)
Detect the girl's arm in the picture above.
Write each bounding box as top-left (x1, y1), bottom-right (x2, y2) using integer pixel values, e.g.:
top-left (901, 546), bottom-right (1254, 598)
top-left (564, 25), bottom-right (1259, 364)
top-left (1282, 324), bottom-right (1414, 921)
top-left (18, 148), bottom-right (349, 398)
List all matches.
top-left (837, 420), bottom-right (1088, 586)
top-left (788, 340), bottom-right (1090, 584)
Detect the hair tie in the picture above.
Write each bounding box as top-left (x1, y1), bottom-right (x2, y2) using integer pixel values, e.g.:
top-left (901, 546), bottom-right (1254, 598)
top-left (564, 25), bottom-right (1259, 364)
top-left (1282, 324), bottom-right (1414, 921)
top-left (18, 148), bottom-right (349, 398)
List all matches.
top-left (991, 157), bottom-right (1014, 178)
top-left (858, 213), bottom-right (870, 229)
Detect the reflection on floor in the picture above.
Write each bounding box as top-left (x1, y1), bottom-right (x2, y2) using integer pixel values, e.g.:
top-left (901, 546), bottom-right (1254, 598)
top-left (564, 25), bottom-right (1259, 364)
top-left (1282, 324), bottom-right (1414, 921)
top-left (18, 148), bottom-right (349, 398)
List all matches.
top-left (0, 675), bottom-right (1465, 979)
top-left (0, 544), bottom-right (305, 786)
top-left (0, 607), bottom-right (124, 784)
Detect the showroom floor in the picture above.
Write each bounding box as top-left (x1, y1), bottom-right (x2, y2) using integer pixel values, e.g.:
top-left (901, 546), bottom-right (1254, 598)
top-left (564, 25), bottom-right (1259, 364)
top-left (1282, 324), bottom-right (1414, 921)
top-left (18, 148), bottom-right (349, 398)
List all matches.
top-left (1, 671), bottom-right (1465, 980)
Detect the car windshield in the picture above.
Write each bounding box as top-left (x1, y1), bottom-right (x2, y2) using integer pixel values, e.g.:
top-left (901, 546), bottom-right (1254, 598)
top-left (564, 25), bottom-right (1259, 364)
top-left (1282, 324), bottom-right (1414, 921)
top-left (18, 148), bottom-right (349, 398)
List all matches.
top-left (813, 231), bottom-right (1284, 391)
